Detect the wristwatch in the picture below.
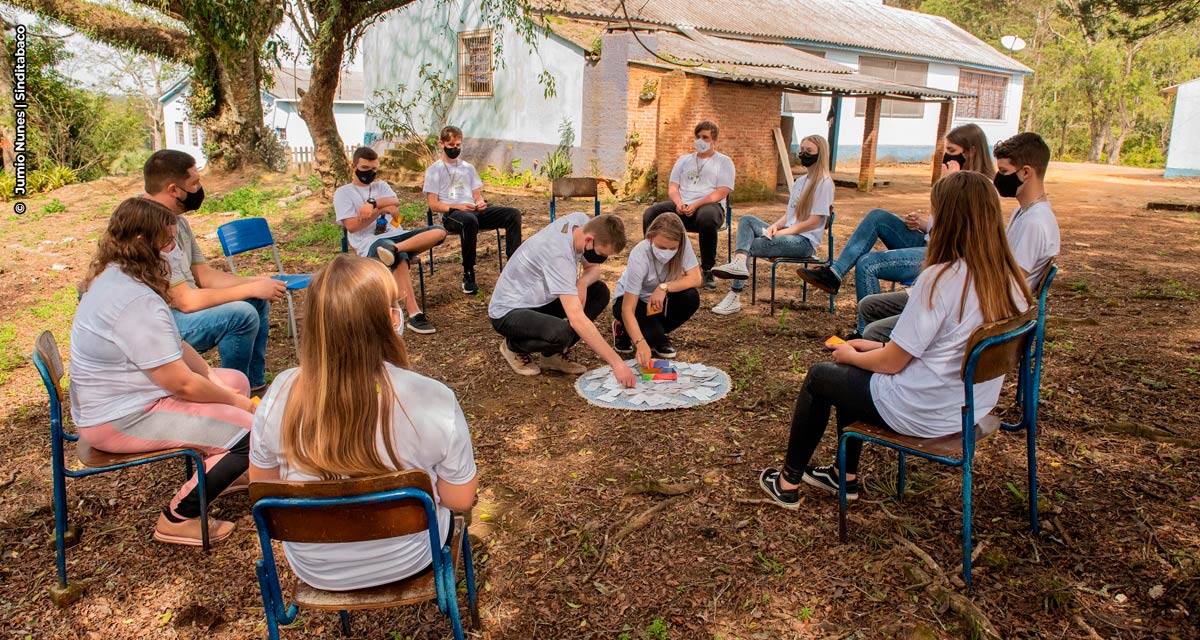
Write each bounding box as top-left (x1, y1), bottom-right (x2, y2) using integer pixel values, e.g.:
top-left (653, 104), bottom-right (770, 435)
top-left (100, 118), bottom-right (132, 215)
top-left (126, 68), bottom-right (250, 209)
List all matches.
top-left (658, 283), bottom-right (669, 292)
top-left (367, 197), bottom-right (377, 208)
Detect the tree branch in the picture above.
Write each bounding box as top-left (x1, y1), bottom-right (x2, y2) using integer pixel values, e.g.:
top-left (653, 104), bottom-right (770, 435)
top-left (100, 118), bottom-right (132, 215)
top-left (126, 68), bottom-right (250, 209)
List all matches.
top-left (6, 0), bottom-right (191, 61)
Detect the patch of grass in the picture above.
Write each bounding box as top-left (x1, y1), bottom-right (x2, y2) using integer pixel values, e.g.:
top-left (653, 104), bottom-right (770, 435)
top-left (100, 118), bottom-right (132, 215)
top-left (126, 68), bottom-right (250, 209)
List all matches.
top-left (1134, 280), bottom-right (1198, 301)
top-left (1066, 280), bottom-right (1089, 294)
top-left (396, 201), bottom-right (429, 225)
top-left (0, 323), bottom-right (22, 383)
top-left (756, 551), bottom-right (785, 577)
top-left (306, 173), bottom-right (323, 192)
top-left (42, 199), bottom-right (67, 214)
top-left (199, 184), bottom-right (289, 218)
top-left (729, 348), bottom-right (763, 393)
top-left (30, 289), bottom-right (79, 321)
top-left (645, 616), bottom-right (669, 640)
top-left (284, 220), bottom-right (344, 251)
top-left (797, 605), bottom-right (813, 623)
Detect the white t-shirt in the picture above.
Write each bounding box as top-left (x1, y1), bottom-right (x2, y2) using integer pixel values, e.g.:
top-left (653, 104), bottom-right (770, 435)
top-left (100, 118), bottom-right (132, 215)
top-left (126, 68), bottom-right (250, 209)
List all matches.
top-left (669, 152), bottom-right (736, 205)
top-left (488, 212), bottom-right (589, 319)
top-left (783, 174), bottom-right (834, 249)
top-left (69, 266), bottom-right (180, 427)
top-left (333, 181), bottom-right (403, 257)
top-left (614, 238), bottom-right (699, 302)
top-left (166, 216), bottom-right (206, 288)
top-left (1007, 200), bottom-right (1060, 291)
top-left (423, 159), bottom-right (483, 207)
top-left (250, 365), bottom-right (477, 592)
top-left (870, 260), bottom-right (1028, 438)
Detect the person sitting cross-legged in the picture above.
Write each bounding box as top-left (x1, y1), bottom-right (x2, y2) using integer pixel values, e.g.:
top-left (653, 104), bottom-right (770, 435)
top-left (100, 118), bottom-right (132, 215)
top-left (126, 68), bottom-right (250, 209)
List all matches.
top-left (612, 212), bottom-right (702, 366)
top-left (489, 213), bottom-right (638, 387)
top-left (335, 146), bottom-right (446, 334)
top-left (709, 134), bottom-right (834, 316)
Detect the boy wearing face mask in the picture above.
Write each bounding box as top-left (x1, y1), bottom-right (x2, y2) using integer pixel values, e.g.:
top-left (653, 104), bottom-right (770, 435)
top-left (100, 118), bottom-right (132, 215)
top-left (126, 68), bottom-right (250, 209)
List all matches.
top-left (857, 132), bottom-right (1059, 343)
top-left (489, 213), bottom-right (639, 387)
top-left (335, 146), bottom-right (447, 334)
top-left (642, 120), bottom-right (736, 290)
top-left (142, 150), bottom-right (286, 396)
top-left (425, 126), bottom-right (523, 296)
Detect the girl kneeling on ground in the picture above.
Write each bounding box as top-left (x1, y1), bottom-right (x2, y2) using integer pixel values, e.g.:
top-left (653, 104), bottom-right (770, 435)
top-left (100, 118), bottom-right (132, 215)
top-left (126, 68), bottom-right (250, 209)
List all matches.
top-left (70, 198), bottom-right (256, 545)
top-left (710, 134), bottom-right (834, 315)
top-left (612, 212), bottom-right (702, 366)
top-left (757, 171), bottom-right (1031, 506)
top-left (249, 254), bottom-right (478, 591)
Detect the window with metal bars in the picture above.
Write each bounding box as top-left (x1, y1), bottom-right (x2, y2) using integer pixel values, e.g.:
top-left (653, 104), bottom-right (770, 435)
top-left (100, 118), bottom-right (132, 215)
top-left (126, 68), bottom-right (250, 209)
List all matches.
top-left (176, 122), bottom-right (185, 145)
top-left (955, 71), bottom-right (1008, 121)
top-left (190, 125), bottom-right (200, 147)
top-left (458, 30), bottom-right (494, 97)
top-left (854, 56), bottom-right (928, 119)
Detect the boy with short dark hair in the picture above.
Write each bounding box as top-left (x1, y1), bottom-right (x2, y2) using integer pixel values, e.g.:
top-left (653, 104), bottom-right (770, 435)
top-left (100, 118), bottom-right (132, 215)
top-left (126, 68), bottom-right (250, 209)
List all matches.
top-left (425, 126), bottom-right (523, 295)
top-left (489, 213), bottom-right (638, 387)
top-left (334, 146), bottom-right (447, 334)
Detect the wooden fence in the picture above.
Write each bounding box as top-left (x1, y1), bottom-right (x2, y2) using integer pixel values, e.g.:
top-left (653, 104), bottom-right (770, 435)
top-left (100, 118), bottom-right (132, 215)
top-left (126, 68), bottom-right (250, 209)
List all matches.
top-left (289, 145), bottom-right (356, 175)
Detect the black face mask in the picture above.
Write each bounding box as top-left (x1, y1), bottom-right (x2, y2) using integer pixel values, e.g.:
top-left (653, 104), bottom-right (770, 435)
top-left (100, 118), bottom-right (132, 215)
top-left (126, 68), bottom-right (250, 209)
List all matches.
top-left (355, 169), bottom-right (377, 184)
top-left (798, 152), bottom-right (819, 168)
top-left (993, 169), bottom-right (1024, 198)
top-left (175, 185), bottom-right (205, 212)
top-left (942, 152), bottom-right (967, 168)
top-left (582, 242), bottom-right (607, 264)
top-left (444, 147), bottom-right (462, 160)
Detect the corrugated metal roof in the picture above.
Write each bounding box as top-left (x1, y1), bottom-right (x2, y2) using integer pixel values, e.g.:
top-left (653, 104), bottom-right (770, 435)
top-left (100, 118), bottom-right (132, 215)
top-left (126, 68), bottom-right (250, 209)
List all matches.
top-left (630, 59), bottom-right (970, 99)
top-left (268, 67), bottom-right (365, 103)
top-left (533, 0), bottom-right (1031, 74)
top-left (658, 30), bottom-right (854, 74)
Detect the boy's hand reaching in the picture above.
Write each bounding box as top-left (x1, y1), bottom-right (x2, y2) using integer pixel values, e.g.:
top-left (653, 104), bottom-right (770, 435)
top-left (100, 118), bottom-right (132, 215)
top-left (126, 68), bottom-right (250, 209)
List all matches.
top-left (614, 362), bottom-right (638, 388)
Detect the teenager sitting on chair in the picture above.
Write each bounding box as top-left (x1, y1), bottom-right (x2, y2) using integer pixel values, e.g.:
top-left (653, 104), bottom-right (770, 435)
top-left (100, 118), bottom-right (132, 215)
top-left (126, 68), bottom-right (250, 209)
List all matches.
top-left (335, 146), bottom-right (446, 334)
top-left (642, 120), bottom-right (735, 290)
top-left (489, 213), bottom-right (638, 387)
top-left (249, 255), bottom-right (478, 591)
top-left (757, 171), bottom-right (1032, 507)
top-left (709, 134), bottom-right (834, 316)
top-left (425, 125), bottom-right (523, 295)
top-left (612, 212), bottom-right (702, 366)
top-left (70, 198), bottom-right (255, 546)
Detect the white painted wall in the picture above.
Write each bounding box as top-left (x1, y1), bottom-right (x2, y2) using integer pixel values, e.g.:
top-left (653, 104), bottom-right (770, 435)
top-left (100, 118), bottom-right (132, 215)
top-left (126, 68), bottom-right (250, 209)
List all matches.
top-left (1165, 79), bottom-right (1200, 178)
top-left (162, 89), bottom-right (208, 168)
top-left (362, 0), bottom-right (584, 149)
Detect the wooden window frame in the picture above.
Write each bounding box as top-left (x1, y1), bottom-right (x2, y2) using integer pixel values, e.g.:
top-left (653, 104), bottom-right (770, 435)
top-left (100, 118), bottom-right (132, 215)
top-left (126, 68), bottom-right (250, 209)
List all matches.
top-left (175, 122), bottom-right (186, 145)
top-left (855, 56), bottom-right (928, 119)
top-left (458, 29), bottom-right (494, 98)
top-left (955, 70), bottom-right (1008, 121)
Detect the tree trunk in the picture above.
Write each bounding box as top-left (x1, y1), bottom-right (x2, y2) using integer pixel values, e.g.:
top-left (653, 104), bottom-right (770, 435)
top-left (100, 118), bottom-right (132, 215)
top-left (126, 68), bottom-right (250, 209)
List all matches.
top-left (0, 31), bottom-right (18, 171)
top-left (191, 45), bottom-right (272, 171)
top-left (297, 41), bottom-right (350, 196)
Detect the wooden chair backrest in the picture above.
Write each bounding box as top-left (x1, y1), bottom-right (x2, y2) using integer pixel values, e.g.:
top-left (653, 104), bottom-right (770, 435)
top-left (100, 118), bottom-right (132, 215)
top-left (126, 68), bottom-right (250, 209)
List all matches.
top-left (250, 470), bottom-right (436, 544)
top-left (552, 177), bottom-right (598, 199)
top-left (960, 306), bottom-right (1038, 382)
top-left (1034, 259), bottom-right (1056, 303)
top-left (34, 331), bottom-right (65, 398)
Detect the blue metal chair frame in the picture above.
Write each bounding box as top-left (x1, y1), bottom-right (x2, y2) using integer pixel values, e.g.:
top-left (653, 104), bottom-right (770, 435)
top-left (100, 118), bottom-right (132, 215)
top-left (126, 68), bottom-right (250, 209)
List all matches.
top-left (548, 180), bottom-right (601, 222)
top-left (425, 207), bottom-right (504, 277)
top-left (341, 227), bottom-right (426, 311)
top-left (837, 314), bottom-right (1040, 586)
top-left (32, 331), bottom-right (210, 606)
top-left (750, 208), bottom-right (836, 315)
top-left (251, 487), bottom-right (478, 640)
top-left (216, 218), bottom-right (313, 357)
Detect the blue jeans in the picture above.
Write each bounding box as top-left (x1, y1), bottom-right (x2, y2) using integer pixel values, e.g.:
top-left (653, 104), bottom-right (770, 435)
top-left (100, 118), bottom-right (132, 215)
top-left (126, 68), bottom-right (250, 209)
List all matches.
top-left (732, 215), bottom-right (815, 292)
top-left (173, 298), bottom-right (270, 387)
top-left (853, 247), bottom-right (925, 302)
top-left (831, 208), bottom-right (926, 299)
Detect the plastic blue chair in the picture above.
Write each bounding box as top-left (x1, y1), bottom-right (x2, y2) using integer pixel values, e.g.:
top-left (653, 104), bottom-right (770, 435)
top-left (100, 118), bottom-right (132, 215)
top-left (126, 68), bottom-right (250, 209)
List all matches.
top-left (425, 207), bottom-right (504, 276)
top-left (340, 227), bottom-right (427, 312)
top-left (33, 331), bottom-right (211, 607)
top-left (837, 306), bottom-right (1040, 586)
top-left (216, 218), bottom-right (312, 356)
top-left (549, 177), bottom-right (602, 222)
top-left (250, 470), bottom-right (479, 640)
top-left (750, 208), bottom-right (836, 315)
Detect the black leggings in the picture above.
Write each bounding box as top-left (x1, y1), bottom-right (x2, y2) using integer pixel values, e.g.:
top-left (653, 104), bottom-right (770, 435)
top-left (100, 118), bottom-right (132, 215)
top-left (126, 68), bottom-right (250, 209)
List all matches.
top-left (782, 362), bottom-right (893, 484)
top-left (611, 288), bottom-right (700, 351)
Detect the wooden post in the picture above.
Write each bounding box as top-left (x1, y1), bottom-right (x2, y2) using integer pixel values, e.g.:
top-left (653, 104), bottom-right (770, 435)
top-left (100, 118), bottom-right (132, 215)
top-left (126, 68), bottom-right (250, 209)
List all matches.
top-left (858, 95), bottom-right (882, 192)
top-left (930, 100), bottom-right (954, 185)
top-left (773, 127), bottom-right (795, 190)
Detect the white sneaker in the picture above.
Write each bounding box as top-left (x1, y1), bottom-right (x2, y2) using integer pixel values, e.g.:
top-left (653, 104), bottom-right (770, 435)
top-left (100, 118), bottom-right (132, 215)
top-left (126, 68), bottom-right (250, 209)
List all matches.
top-left (500, 340), bottom-right (540, 376)
top-left (711, 291), bottom-right (742, 315)
top-left (711, 260), bottom-right (749, 280)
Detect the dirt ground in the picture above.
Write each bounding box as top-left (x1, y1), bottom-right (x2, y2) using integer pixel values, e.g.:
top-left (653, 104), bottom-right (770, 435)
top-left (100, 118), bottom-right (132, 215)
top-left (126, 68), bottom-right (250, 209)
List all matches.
top-left (1, 163), bottom-right (1198, 640)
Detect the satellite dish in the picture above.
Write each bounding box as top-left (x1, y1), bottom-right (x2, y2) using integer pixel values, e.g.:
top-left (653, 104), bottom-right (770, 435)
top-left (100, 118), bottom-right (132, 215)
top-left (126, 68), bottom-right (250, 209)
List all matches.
top-left (1000, 35), bottom-right (1027, 53)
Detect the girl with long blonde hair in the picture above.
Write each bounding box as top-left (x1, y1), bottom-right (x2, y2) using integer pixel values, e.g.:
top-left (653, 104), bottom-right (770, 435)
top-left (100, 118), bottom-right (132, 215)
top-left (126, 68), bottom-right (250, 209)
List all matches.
top-left (710, 134), bottom-right (834, 315)
top-left (70, 197), bottom-right (255, 547)
top-left (249, 254), bottom-right (478, 591)
top-left (758, 171), bottom-right (1031, 507)
top-left (612, 212), bottom-right (703, 367)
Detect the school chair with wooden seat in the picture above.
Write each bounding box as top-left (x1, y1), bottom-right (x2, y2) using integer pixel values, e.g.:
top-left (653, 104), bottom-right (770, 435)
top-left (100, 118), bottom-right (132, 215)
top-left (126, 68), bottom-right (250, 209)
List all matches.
top-left (549, 177), bottom-right (601, 222)
top-left (837, 306), bottom-right (1040, 586)
top-left (750, 208), bottom-right (836, 315)
top-left (216, 217), bottom-right (313, 357)
top-left (425, 207), bottom-right (504, 276)
top-left (250, 470), bottom-right (479, 640)
top-left (341, 227), bottom-right (426, 311)
top-left (33, 331), bottom-right (213, 607)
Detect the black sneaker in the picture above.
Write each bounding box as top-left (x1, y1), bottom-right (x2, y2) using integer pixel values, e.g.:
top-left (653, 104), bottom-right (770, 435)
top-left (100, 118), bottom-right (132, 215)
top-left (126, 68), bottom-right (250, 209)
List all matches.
top-left (613, 320), bottom-right (633, 355)
top-left (802, 465), bottom-right (860, 500)
top-left (757, 468), bottom-right (800, 509)
top-left (406, 312), bottom-right (436, 335)
top-left (702, 269), bottom-right (717, 289)
top-left (845, 331), bottom-right (863, 341)
top-left (462, 270), bottom-right (479, 295)
top-left (652, 336), bottom-right (677, 359)
top-left (796, 266), bottom-right (841, 295)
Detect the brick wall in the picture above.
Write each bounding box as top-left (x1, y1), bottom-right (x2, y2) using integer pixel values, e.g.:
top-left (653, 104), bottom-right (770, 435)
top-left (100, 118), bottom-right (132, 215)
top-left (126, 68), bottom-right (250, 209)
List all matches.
top-left (626, 64), bottom-right (783, 202)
